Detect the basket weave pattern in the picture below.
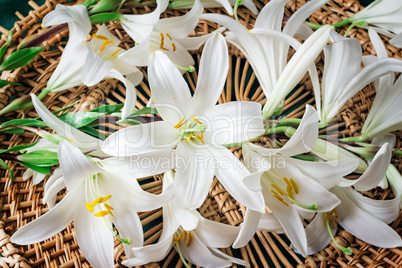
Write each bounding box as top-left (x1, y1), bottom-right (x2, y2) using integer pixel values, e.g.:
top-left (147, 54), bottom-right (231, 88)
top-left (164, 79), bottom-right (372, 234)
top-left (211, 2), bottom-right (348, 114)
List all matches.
top-left (0, 0), bottom-right (401, 267)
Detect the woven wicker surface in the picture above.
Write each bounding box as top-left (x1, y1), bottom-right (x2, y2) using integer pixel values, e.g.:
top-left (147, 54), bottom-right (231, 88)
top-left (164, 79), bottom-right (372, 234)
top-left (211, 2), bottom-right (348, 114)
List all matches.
top-left (0, 0), bottom-right (401, 267)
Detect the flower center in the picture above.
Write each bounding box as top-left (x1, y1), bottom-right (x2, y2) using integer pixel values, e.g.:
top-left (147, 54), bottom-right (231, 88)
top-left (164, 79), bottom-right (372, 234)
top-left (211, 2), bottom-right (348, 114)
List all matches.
top-left (92, 34), bottom-right (121, 58)
top-left (85, 195), bottom-right (115, 217)
top-left (159, 32), bottom-right (176, 52)
top-left (175, 117), bottom-right (206, 144)
top-left (266, 175), bottom-right (318, 210)
top-left (173, 229), bottom-right (193, 247)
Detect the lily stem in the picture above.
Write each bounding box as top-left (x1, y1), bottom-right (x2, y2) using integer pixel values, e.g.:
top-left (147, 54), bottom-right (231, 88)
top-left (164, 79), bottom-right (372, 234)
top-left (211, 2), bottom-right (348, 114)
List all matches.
top-left (338, 134), bottom-right (369, 143)
top-left (305, 18), bottom-right (353, 30)
top-left (175, 241), bottom-right (191, 268)
top-left (325, 215), bottom-right (353, 255)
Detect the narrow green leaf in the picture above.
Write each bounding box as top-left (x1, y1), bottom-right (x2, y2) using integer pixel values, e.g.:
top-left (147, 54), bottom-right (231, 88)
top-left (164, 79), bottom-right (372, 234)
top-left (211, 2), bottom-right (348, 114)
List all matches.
top-left (57, 111), bottom-right (104, 129)
top-left (91, 103), bottom-right (123, 114)
top-left (0, 46), bottom-right (45, 71)
top-left (80, 126), bottom-right (107, 140)
top-left (0, 119), bottom-right (48, 134)
top-left (18, 162), bottom-right (51, 175)
top-left (117, 119), bottom-right (142, 125)
top-left (0, 79), bottom-right (19, 88)
top-left (129, 107), bottom-right (158, 117)
top-left (89, 13), bottom-right (122, 24)
top-left (17, 150), bottom-right (59, 166)
top-left (0, 159), bottom-right (14, 181)
top-left (0, 29), bottom-right (14, 61)
top-left (51, 100), bottom-right (80, 114)
top-left (0, 141), bottom-right (39, 154)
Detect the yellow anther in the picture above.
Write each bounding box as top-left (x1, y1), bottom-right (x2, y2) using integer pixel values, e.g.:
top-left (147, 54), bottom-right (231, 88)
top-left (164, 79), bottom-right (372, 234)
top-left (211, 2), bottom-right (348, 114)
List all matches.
top-left (94, 210), bottom-right (110, 217)
top-left (91, 197), bottom-right (103, 207)
top-left (160, 32), bottom-right (165, 41)
top-left (271, 190), bottom-right (289, 206)
top-left (110, 48), bottom-right (122, 57)
top-left (290, 178), bottom-right (298, 194)
top-left (159, 46), bottom-right (169, 51)
top-left (174, 118), bottom-right (185, 129)
top-left (186, 133), bottom-right (193, 142)
top-left (271, 184), bottom-right (284, 195)
top-left (283, 177), bottom-right (291, 188)
top-left (194, 134), bottom-right (204, 144)
top-left (172, 43), bottom-right (176, 51)
top-left (108, 209), bottom-right (114, 217)
top-left (286, 185), bottom-right (294, 200)
top-left (183, 230), bottom-right (188, 242)
top-left (186, 232), bottom-right (192, 247)
top-left (68, 139), bottom-right (73, 142)
top-left (174, 233), bottom-right (183, 242)
top-left (165, 33), bottom-right (172, 40)
top-left (100, 40), bottom-right (113, 52)
top-left (104, 203), bottom-right (114, 210)
top-left (101, 195), bottom-right (112, 203)
top-left (191, 117), bottom-right (203, 125)
top-left (93, 34), bottom-right (108, 40)
top-left (85, 202), bottom-right (94, 212)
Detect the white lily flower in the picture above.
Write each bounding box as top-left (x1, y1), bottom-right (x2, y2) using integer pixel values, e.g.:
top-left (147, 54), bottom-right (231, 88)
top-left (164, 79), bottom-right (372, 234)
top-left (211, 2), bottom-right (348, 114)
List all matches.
top-left (120, 0), bottom-right (213, 71)
top-left (42, 4), bottom-right (141, 118)
top-left (103, 32), bottom-right (266, 213)
top-left (168, 0), bottom-right (257, 16)
top-left (303, 141), bottom-right (402, 255)
top-left (350, 0), bottom-right (402, 47)
top-left (123, 170), bottom-right (249, 268)
top-left (201, 0), bottom-right (331, 119)
top-left (11, 140), bottom-right (175, 267)
top-left (237, 106), bottom-right (355, 257)
top-left (317, 30), bottom-right (402, 126)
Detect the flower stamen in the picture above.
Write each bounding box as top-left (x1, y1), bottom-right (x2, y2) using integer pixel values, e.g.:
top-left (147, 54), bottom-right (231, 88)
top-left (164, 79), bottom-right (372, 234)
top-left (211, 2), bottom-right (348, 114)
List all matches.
top-left (100, 39), bottom-right (114, 52)
top-left (191, 117), bottom-right (203, 125)
top-left (87, 195), bottom-right (114, 217)
top-left (110, 48), bottom-right (122, 57)
top-left (174, 118), bottom-right (185, 129)
top-left (194, 134), bottom-right (204, 144)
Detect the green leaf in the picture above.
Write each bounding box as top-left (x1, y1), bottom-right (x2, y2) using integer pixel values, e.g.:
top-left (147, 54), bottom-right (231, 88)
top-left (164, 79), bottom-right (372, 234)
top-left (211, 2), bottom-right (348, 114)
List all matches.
top-left (91, 103), bottom-right (123, 114)
top-left (89, 13), bottom-right (122, 24)
top-left (0, 159), bottom-right (14, 181)
top-left (80, 126), bottom-right (107, 140)
top-left (0, 29), bottom-right (14, 61)
top-left (0, 79), bottom-right (19, 88)
top-left (117, 119), bottom-right (141, 125)
top-left (0, 46), bottom-right (45, 71)
top-left (57, 111), bottom-right (104, 129)
top-left (51, 100), bottom-right (80, 114)
top-left (0, 141), bottom-right (39, 154)
top-left (129, 107), bottom-right (158, 117)
top-left (18, 162), bottom-right (51, 175)
top-left (0, 119), bottom-right (48, 134)
top-left (17, 150), bottom-right (59, 166)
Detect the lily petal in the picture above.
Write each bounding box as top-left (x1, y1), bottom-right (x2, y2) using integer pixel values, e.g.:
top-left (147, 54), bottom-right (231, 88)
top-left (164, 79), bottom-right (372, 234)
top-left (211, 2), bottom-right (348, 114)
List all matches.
top-left (43, 177), bottom-right (65, 209)
top-left (196, 218), bottom-right (240, 248)
top-left (11, 192), bottom-right (75, 245)
top-left (58, 140), bottom-right (102, 191)
top-left (303, 213), bottom-right (336, 255)
top-left (233, 209), bottom-right (262, 248)
top-left (102, 121), bottom-right (180, 156)
top-left (81, 44), bottom-right (114, 87)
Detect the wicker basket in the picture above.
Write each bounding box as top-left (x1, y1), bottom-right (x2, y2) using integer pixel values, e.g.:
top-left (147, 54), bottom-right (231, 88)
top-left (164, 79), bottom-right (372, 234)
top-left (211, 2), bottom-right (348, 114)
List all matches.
top-left (0, 0), bottom-right (401, 267)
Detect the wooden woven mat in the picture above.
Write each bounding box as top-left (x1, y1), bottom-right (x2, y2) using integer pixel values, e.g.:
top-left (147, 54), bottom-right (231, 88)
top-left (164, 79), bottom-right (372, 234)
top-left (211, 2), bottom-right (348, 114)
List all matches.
top-left (0, 0), bottom-right (401, 267)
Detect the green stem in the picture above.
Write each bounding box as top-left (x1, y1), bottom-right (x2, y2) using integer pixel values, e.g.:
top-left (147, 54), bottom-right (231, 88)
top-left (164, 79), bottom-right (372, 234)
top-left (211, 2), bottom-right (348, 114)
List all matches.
top-left (305, 18), bottom-right (352, 30)
top-left (305, 22), bottom-right (323, 30)
top-left (265, 126), bottom-right (296, 137)
top-left (234, 0), bottom-right (243, 22)
top-left (18, 87), bottom-right (52, 110)
top-left (175, 241), bottom-right (191, 268)
top-left (288, 197), bottom-right (318, 210)
top-left (339, 134), bottom-right (369, 143)
top-left (174, 64), bottom-right (195, 72)
top-left (278, 118), bottom-right (302, 125)
top-left (292, 154), bottom-right (318, 162)
top-left (325, 215), bottom-right (353, 255)
top-left (344, 20), bottom-right (367, 37)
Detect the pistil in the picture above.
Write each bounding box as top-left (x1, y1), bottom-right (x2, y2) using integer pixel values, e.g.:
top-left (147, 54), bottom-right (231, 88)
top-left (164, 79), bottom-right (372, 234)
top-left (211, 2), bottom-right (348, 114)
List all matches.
top-left (324, 211), bottom-right (353, 255)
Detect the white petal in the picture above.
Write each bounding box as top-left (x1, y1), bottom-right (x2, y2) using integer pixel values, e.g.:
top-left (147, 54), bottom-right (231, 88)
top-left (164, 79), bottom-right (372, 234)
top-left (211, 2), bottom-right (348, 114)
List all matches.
top-left (255, 0), bottom-right (287, 30)
top-left (31, 94), bottom-right (102, 152)
top-left (174, 142), bottom-right (214, 210)
top-left (303, 213), bottom-right (336, 255)
top-left (233, 209), bottom-right (261, 248)
top-left (126, 68), bottom-right (144, 86)
top-left (353, 142), bottom-right (391, 191)
top-left (178, 28), bottom-right (225, 50)
top-left (118, 35), bottom-right (152, 67)
top-left (212, 146), bottom-right (265, 213)
top-left (58, 140), bottom-right (102, 190)
top-left (177, 232), bottom-right (232, 268)
top-left (123, 236), bottom-right (173, 266)
top-left (43, 177), bottom-right (65, 209)
top-left (32, 172), bottom-right (46, 185)
top-left (190, 32), bottom-right (229, 115)
top-left (81, 44), bottom-right (114, 87)
top-left (196, 218), bottom-right (240, 248)
top-left (148, 51), bottom-right (192, 123)
top-left (342, 187), bottom-right (399, 224)
top-left (11, 192), bottom-right (75, 245)
top-left (104, 69), bottom-right (137, 119)
top-left (22, 168), bottom-right (34, 181)
top-left (390, 32), bottom-right (402, 47)
top-left (332, 187), bottom-right (402, 248)
top-left (372, 133), bottom-right (396, 149)
top-left (257, 212), bottom-right (284, 233)
top-left (102, 121), bottom-right (180, 156)
top-left (263, 184), bottom-right (308, 257)
top-left (155, 0), bottom-right (203, 39)
top-left (43, 4), bottom-right (90, 49)
top-left (209, 248), bottom-right (250, 267)
top-left (203, 101), bottom-right (264, 145)
top-left (74, 203), bottom-right (114, 268)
